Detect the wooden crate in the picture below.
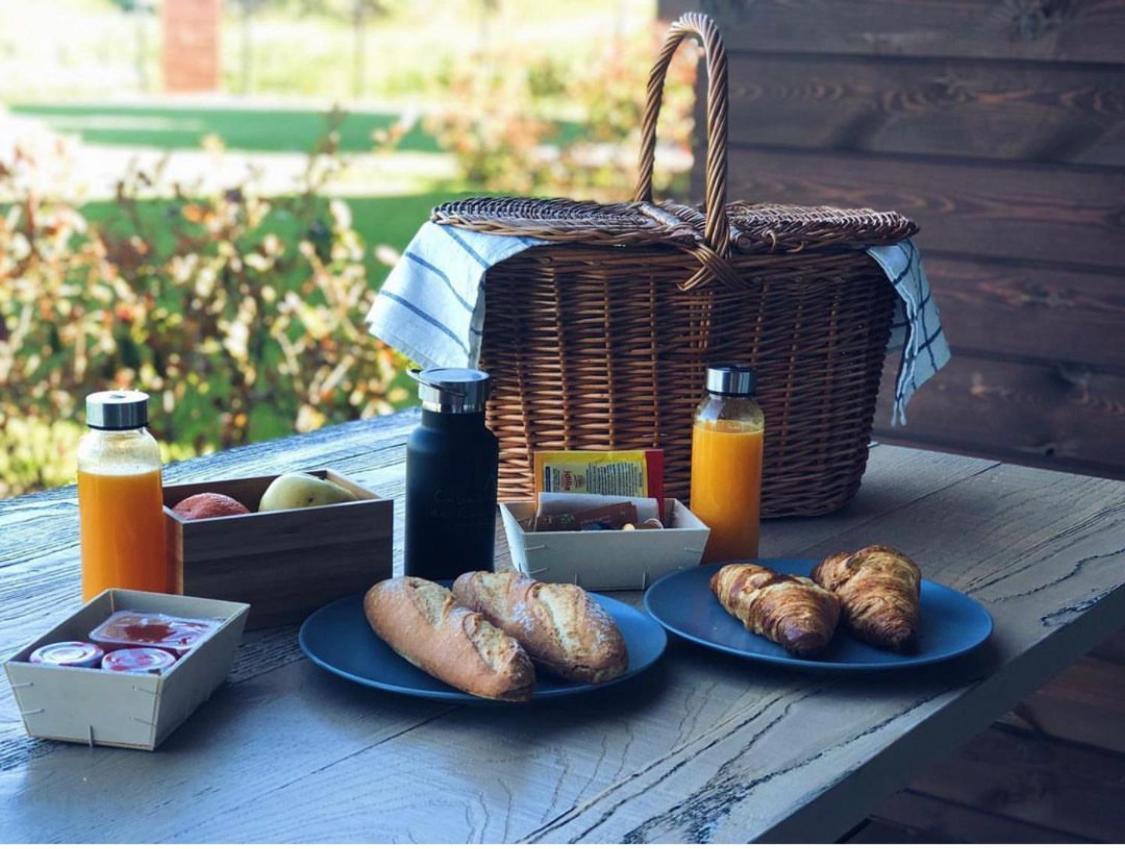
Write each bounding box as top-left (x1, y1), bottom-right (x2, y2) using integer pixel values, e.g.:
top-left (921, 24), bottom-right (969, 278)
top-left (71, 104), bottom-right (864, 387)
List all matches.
top-left (163, 469), bottom-right (392, 629)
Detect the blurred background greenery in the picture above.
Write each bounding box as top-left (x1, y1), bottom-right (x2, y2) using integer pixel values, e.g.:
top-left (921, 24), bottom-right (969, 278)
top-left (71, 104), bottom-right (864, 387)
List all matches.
top-left (0, 0), bottom-right (697, 497)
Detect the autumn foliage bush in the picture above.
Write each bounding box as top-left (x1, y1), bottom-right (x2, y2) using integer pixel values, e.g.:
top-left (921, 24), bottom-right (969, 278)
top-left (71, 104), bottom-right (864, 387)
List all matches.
top-left (0, 127), bottom-right (407, 496)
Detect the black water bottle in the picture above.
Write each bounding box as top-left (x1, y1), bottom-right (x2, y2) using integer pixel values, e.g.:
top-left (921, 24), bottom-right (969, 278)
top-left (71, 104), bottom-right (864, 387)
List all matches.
top-left (404, 368), bottom-right (499, 580)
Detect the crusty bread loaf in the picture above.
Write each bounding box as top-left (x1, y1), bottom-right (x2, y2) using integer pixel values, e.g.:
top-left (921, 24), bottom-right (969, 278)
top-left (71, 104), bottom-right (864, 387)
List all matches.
top-left (363, 577), bottom-right (535, 701)
top-left (452, 571), bottom-right (628, 683)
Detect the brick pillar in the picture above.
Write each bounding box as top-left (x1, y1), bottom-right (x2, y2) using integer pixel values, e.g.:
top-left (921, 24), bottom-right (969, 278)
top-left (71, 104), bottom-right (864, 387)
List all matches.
top-left (162, 0), bottom-right (222, 92)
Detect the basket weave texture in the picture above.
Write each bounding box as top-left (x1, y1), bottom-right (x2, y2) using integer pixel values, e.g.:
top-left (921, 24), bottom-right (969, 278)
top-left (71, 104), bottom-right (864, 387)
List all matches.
top-left (431, 13), bottom-right (918, 517)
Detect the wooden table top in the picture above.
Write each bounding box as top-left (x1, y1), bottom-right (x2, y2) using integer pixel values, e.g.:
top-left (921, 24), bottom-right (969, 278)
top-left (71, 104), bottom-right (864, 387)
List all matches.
top-left (2, 409), bottom-right (1123, 842)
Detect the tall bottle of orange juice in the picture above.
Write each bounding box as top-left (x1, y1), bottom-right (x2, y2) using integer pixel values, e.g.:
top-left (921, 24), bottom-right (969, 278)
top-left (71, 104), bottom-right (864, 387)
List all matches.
top-left (77, 391), bottom-right (172, 600)
top-left (690, 365), bottom-right (765, 562)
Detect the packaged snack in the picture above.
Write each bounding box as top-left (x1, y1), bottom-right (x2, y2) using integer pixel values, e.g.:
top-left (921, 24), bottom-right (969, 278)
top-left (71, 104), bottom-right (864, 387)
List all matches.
top-left (533, 501), bottom-right (639, 532)
top-left (29, 642), bottom-right (105, 668)
top-left (533, 450), bottom-right (664, 503)
top-left (90, 611), bottom-right (221, 654)
top-left (101, 647), bottom-right (178, 675)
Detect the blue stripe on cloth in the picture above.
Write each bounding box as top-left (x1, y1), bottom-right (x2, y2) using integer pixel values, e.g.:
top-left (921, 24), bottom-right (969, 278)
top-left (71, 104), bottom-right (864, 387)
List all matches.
top-left (915, 276), bottom-right (939, 371)
top-left (917, 325), bottom-right (945, 355)
top-left (440, 226), bottom-right (490, 269)
top-left (404, 251), bottom-right (474, 312)
top-left (891, 262), bottom-right (913, 286)
top-left (378, 290), bottom-right (471, 355)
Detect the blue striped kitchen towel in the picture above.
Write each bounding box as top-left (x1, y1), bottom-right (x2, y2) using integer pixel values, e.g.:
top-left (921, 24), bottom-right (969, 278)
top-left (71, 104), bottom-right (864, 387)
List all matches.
top-left (366, 223), bottom-right (949, 426)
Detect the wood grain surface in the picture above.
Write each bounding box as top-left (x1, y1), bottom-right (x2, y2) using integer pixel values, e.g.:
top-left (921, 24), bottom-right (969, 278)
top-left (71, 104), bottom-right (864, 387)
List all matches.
top-left (1, 410), bottom-right (1123, 842)
top-left (916, 254), bottom-right (1125, 374)
top-left (719, 146), bottom-right (1125, 268)
top-left (873, 351), bottom-right (1125, 479)
top-left (867, 785), bottom-right (1094, 843)
top-left (1001, 654), bottom-right (1125, 753)
top-left (907, 724), bottom-right (1125, 841)
top-left (668, 0), bottom-right (1125, 483)
top-left (723, 53), bottom-right (1125, 166)
top-left (663, 0), bottom-right (1125, 64)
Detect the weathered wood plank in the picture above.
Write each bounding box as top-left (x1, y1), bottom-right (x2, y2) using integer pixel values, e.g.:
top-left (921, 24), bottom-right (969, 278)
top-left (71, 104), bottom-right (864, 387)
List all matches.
top-left (907, 725), bottom-right (1125, 842)
top-left (724, 54), bottom-right (1125, 166)
top-left (2, 411), bottom-right (1123, 843)
top-left (23, 450), bottom-right (1104, 844)
top-left (719, 146), bottom-right (1125, 268)
top-left (0, 416), bottom-right (993, 786)
top-left (1092, 627), bottom-right (1125, 663)
top-left (1000, 655), bottom-right (1125, 754)
top-left (870, 788), bottom-right (1092, 843)
top-left (525, 461), bottom-right (1125, 842)
top-left (922, 254), bottom-right (1125, 374)
top-left (873, 352), bottom-right (1125, 480)
top-left (844, 817), bottom-right (921, 843)
top-left (663, 0), bottom-right (1125, 64)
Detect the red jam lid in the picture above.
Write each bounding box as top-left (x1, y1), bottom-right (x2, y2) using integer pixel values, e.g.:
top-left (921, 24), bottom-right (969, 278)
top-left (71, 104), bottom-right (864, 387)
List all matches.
top-left (89, 611), bottom-right (220, 652)
top-left (101, 647), bottom-right (178, 674)
top-left (29, 641), bottom-right (105, 668)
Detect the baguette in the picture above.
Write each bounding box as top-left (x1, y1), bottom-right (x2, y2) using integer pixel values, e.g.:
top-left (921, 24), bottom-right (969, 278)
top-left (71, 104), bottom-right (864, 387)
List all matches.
top-left (452, 571), bottom-right (628, 683)
top-left (710, 563), bottom-right (841, 656)
top-left (363, 577), bottom-right (535, 701)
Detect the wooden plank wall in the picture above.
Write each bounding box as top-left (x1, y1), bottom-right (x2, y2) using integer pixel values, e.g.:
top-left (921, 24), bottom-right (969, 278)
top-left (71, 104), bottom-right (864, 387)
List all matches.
top-left (664, 0), bottom-right (1125, 479)
top-left (660, 0), bottom-right (1125, 842)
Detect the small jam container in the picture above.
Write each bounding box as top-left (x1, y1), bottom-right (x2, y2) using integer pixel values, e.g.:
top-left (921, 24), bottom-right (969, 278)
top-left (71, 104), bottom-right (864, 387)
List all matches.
top-left (90, 611), bottom-right (220, 655)
top-left (29, 642), bottom-right (104, 668)
top-left (101, 647), bottom-right (178, 675)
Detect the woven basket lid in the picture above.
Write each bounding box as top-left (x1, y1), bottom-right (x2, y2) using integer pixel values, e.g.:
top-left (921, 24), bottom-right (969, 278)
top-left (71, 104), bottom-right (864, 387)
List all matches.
top-left (432, 13), bottom-right (918, 289)
top-left (432, 196), bottom-right (917, 255)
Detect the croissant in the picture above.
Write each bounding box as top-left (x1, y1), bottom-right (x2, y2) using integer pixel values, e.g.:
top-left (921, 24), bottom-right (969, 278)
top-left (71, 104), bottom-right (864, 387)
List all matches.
top-left (812, 545), bottom-right (921, 652)
top-left (710, 563), bottom-right (841, 656)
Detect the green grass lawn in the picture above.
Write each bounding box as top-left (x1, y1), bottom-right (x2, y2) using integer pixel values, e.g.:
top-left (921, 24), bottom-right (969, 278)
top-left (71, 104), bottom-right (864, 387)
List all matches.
top-left (9, 103), bottom-right (442, 154)
top-left (10, 102), bottom-right (585, 155)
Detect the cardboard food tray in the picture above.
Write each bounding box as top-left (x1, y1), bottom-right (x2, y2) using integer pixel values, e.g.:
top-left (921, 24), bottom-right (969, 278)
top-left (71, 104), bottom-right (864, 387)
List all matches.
top-left (499, 498), bottom-right (709, 591)
top-left (4, 589), bottom-right (249, 751)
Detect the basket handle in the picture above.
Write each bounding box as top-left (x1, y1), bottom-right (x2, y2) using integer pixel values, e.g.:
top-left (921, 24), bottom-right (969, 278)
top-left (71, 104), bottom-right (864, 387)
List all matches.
top-left (635, 12), bottom-right (731, 265)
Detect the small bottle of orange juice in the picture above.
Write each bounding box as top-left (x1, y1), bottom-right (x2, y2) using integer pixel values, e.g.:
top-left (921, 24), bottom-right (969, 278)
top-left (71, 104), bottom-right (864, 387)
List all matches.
top-left (77, 391), bottom-right (173, 600)
top-left (690, 365), bottom-right (765, 562)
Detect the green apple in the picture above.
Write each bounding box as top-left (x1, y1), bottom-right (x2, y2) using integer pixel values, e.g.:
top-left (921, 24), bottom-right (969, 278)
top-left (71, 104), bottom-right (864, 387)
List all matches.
top-left (259, 472), bottom-right (357, 511)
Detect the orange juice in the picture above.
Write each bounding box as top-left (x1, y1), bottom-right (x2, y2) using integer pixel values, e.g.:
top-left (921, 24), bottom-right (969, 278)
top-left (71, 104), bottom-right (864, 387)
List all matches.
top-left (78, 468), bottom-right (171, 600)
top-left (691, 420), bottom-right (763, 560)
top-left (77, 390), bottom-right (172, 601)
top-left (690, 365), bottom-right (765, 562)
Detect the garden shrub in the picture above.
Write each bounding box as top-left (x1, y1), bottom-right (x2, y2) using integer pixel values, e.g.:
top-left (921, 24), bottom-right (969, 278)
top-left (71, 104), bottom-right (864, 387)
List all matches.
top-left (0, 125), bottom-right (408, 497)
top-left (426, 23), bottom-right (698, 199)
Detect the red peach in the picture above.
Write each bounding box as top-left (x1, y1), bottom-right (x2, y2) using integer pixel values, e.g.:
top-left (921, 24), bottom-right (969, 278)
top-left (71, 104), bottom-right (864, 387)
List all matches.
top-left (172, 492), bottom-right (250, 520)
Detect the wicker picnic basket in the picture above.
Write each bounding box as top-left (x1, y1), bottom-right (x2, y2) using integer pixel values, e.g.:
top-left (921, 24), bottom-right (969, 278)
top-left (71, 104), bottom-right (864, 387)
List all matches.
top-left (431, 12), bottom-right (917, 517)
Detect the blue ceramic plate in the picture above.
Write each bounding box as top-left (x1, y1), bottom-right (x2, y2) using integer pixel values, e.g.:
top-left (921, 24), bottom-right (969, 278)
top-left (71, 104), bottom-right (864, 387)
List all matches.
top-left (643, 558), bottom-right (992, 671)
top-left (299, 591), bottom-right (667, 702)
